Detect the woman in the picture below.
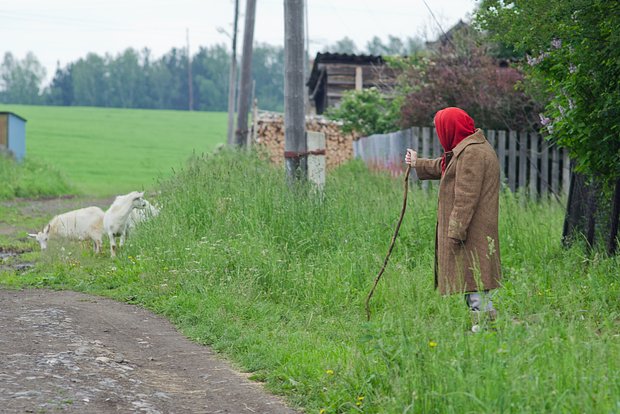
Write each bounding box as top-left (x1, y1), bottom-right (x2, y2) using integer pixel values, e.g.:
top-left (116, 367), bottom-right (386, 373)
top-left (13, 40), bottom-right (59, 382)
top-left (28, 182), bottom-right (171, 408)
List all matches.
top-left (405, 107), bottom-right (502, 323)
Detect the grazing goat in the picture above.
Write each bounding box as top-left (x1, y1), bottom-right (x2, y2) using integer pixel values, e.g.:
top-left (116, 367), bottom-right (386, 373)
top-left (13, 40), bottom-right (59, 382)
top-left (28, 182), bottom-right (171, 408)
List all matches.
top-left (127, 199), bottom-right (159, 229)
top-left (104, 191), bottom-right (147, 257)
top-left (28, 206), bottom-right (105, 253)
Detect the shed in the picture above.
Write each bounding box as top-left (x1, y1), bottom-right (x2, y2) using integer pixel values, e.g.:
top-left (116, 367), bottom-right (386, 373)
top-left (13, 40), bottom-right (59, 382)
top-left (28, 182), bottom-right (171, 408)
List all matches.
top-left (0, 112), bottom-right (27, 162)
top-left (306, 53), bottom-right (398, 115)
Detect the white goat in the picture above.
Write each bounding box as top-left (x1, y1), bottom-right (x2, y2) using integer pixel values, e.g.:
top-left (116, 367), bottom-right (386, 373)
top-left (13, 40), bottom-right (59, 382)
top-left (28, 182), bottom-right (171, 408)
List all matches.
top-left (126, 199), bottom-right (160, 231)
top-left (28, 206), bottom-right (105, 253)
top-left (104, 191), bottom-right (147, 257)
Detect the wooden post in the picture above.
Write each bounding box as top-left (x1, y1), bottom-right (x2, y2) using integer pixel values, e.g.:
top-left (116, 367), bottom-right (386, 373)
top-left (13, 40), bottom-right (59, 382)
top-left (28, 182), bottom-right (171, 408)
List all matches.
top-left (498, 130), bottom-right (507, 185)
top-left (355, 66), bottom-right (363, 90)
top-left (529, 133), bottom-right (539, 197)
top-left (284, 0), bottom-right (306, 182)
top-left (307, 131), bottom-right (326, 192)
top-left (519, 131), bottom-right (528, 192)
top-left (422, 127), bottom-right (431, 191)
top-left (562, 149), bottom-right (570, 195)
top-left (409, 127), bottom-right (420, 184)
top-left (432, 129), bottom-right (441, 158)
top-left (235, 0), bottom-right (257, 147)
top-left (508, 130), bottom-right (517, 192)
top-left (487, 129), bottom-right (496, 151)
top-left (551, 145), bottom-right (560, 196)
top-left (226, 0), bottom-right (240, 146)
top-left (186, 29), bottom-right (193, 111)
top-left (249, 97), bottom-right (258, 147)
top-left (541, 139), bottom-right (549, 197)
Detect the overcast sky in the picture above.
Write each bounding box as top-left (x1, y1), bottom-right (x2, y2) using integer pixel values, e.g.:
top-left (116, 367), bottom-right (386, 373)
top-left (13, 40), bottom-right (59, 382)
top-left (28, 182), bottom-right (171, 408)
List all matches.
top-left (2, 0), bottom-right (479, 83)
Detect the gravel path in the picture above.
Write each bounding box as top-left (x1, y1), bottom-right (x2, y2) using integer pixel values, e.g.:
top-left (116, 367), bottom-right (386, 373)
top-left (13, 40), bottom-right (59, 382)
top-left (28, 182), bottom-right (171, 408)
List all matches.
top-left (0, 288), bottom-right (300, 414)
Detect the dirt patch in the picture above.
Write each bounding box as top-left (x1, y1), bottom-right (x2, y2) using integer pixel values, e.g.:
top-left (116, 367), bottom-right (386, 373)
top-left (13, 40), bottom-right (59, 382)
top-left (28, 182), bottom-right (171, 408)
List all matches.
top-left (0, 289), bottom-right (300, 413)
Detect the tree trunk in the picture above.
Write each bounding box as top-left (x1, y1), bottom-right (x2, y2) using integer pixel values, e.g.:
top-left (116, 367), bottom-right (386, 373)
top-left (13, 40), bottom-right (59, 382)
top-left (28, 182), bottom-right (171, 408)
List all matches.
top-left (607, 177), bottom-right (620, 255)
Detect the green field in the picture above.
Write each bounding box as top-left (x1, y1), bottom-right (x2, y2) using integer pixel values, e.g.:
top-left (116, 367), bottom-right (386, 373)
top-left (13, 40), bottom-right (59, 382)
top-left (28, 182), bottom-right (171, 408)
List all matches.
top-left (0, 104), bottom-right (227, 196)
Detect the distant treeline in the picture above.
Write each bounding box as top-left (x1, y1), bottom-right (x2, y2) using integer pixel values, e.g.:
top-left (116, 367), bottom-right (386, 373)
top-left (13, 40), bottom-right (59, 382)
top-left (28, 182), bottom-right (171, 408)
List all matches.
top-left (0, 44), bottom-right (283, 112)
top-left (0, 35), bottom-right (422, 112)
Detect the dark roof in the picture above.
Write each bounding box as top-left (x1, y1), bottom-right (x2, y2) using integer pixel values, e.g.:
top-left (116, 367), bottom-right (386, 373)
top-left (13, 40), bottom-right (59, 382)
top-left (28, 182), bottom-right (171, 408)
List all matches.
top-left (306, 52), bottom-right (385, 90)
top-left (0, 112), bottom-right (27, 122)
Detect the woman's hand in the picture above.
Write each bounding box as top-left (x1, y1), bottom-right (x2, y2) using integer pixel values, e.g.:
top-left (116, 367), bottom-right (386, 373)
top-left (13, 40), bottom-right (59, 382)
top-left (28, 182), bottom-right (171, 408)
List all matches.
top-left (405, 148), bottom-right (417, 166)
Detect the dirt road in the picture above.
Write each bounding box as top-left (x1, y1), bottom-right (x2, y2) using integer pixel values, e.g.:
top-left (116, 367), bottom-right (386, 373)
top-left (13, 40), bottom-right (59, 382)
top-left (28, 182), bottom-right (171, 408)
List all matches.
top-left (0, 289), bottom-right (299, 414)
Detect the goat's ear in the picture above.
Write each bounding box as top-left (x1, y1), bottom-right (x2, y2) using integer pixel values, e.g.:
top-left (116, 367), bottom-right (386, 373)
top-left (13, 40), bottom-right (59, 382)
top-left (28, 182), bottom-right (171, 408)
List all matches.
top-left (27, 233), bottom-right (37, 238)
top-left (138, 191), bottom-right (145, 197)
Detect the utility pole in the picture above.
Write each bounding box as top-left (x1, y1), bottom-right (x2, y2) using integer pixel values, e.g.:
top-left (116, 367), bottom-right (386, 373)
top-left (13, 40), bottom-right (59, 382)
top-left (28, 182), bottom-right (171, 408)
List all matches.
top-left (186, 28), bottom-right (193, 111)
top-left (235, 0), bottom-right (257, 147)
top-left (284, 0), bottom-right (306, 182)
top-left (226, 0), bottom-right (240, 146)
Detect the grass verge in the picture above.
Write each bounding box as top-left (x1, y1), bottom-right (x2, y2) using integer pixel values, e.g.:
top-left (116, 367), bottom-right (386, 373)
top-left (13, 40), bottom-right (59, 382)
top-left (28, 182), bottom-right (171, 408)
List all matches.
top-left (1, 150), bottom-right (619, 413)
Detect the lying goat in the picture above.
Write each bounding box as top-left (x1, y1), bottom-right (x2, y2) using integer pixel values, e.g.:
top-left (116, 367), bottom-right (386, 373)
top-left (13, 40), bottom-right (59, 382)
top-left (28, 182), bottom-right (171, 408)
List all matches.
top-left (29, 206), bottom-right (105, 253)
top-left (104, 191), bottom-right (147, 257)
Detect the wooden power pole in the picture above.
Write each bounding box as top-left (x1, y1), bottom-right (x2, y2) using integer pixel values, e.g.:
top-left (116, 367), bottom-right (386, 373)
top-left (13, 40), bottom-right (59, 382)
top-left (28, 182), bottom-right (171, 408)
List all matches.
top-left (186, 28), bottom-right (193, 111)
top-left (235, 0), bottom-right (257, 147)
top-left (284, 0), bottom-right (306, 181)
top-left (226, 0), bottom-right (240, 146)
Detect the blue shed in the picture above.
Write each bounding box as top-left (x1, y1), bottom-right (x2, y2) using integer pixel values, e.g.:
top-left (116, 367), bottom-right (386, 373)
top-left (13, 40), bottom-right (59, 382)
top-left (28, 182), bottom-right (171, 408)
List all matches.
top-left (0, 112), bottom-right (27, 162)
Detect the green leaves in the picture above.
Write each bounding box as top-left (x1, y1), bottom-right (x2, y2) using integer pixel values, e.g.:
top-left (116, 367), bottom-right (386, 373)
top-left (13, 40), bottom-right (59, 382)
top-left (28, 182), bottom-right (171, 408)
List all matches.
top-left (325, 87), bottom-right (401, 137)
top-left (476, 0), bottom-right (620, 184)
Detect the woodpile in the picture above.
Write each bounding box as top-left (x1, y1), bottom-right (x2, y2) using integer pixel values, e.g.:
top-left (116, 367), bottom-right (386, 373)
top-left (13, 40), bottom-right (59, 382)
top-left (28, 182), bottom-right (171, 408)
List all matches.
top-left (253, 111), bottom-right (357, 170)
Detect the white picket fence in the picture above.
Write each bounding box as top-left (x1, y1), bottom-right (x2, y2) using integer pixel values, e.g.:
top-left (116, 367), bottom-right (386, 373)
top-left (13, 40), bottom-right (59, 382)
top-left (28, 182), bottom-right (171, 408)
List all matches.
top-left (353, 127), bottom-right (571, 197)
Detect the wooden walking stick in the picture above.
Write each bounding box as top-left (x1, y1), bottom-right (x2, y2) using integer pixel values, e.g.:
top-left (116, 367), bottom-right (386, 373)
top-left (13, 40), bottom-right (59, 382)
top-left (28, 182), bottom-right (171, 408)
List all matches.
top-left (365, 164), bottom-right (412, 321)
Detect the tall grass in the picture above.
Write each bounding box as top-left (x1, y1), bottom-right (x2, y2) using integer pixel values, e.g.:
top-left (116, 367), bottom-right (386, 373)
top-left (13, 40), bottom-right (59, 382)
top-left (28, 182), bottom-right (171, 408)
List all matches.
top-left (0, 153), bottom-right (75, 200)
top-left (4, 151), bottom-right (619, 413)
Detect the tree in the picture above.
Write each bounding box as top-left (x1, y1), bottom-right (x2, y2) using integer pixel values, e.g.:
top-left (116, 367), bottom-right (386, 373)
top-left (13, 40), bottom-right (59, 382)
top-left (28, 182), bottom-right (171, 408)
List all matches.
top-left (476, 0), bottom-right (620, 253)
top-left (326, 87), bottom-right (400, 136)
top-left (252, 44), bottom-right (284, 112)
top-left (325, 37), bottom-right (358, 54)
top-left (397, 30), bottom-right (543, 131)
top-left (47, 63), bottom-right (74, 106)
top-left (71, 53), bottom-right (109, 107)
top-left (366, 35), bottom-right (424, 56)
top-left (0, 52), bottom-right (46, 104)
top-left (108, 49), bottom-right (144, 108)
top-left (192, 45), bottom-right (230, 111)
top-left (476, 0), bottom-right (620, 184)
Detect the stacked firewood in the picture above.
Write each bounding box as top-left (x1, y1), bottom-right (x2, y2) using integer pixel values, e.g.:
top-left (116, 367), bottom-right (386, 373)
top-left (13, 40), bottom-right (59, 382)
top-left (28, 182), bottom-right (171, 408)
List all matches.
top-left (253, 111), bottom-right (357, 170)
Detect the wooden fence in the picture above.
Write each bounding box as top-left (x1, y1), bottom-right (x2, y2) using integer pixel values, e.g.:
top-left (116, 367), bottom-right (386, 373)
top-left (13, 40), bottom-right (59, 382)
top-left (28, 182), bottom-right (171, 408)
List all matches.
top-left (353, 127), bottom-right (571, 197)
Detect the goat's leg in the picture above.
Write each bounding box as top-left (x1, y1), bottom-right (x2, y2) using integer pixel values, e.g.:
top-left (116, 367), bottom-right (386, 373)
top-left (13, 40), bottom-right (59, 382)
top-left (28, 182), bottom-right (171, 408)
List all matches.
top-left (94, 238), bottom-right (102, 254)
top-left (108, 232), bottom-right (117, 257)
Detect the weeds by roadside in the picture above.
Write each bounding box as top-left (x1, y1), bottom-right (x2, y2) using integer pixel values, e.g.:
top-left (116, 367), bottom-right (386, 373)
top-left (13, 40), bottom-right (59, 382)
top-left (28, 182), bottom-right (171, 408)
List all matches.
top-left (0, 153), bottom-right (76, 200)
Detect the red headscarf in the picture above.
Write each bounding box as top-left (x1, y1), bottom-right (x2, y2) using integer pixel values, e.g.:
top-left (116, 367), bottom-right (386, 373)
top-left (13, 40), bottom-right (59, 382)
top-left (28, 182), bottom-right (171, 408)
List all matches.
top-left (434, 107), bottom-right (476, 174)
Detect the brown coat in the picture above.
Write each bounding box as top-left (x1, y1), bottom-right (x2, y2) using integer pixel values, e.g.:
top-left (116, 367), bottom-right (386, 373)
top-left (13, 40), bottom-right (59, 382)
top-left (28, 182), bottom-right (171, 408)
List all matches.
top-left (415, 129), bottom-right (501, 294)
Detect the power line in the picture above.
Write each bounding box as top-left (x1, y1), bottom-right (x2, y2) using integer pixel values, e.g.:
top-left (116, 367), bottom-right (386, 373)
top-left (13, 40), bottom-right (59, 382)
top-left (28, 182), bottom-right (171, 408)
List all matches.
top-left (421, 0), bottom-right (450, 41)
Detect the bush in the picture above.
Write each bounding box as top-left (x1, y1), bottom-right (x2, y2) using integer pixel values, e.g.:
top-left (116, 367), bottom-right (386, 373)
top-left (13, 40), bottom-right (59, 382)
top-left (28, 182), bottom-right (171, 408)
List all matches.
top-left (325, 87), bottom-right (401, 136)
